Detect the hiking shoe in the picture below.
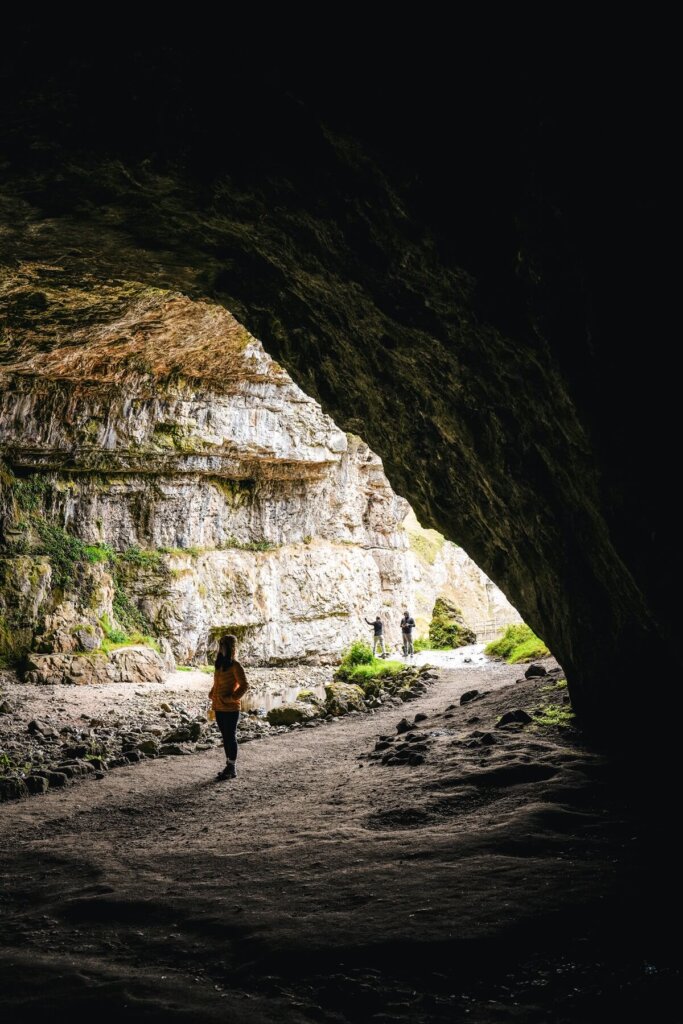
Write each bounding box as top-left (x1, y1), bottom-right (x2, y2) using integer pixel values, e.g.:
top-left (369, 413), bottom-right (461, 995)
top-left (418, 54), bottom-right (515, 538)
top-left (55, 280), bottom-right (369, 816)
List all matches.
top-left (226, 762), bottom-right (237, 779)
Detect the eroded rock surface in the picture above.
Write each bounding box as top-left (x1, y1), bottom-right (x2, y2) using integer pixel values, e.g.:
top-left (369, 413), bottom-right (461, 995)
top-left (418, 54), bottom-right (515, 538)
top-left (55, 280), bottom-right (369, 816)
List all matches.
top-left (0, 309), bottom-right (517, 670)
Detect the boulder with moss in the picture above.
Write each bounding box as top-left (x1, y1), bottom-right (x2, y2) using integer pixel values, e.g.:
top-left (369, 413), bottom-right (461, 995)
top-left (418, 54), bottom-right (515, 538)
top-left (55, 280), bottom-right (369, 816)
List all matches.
top-left (324, 681), bottom-right (366, 716)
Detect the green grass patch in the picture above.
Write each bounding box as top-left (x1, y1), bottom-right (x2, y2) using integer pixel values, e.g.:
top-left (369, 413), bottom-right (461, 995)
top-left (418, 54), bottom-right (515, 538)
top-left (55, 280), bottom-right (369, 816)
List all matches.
top-left (541, 678), bottom-right (568, 693)
top-left (346, 661), bottom-right (404, 683)
top-left (338, 640), bottom-right (374, 669)
top-left (334, 641), bottom-right (405, 693)
top-left (532, 703), bottom-right (575, 727)
top-left (485, 623), bottom-right (549, 663)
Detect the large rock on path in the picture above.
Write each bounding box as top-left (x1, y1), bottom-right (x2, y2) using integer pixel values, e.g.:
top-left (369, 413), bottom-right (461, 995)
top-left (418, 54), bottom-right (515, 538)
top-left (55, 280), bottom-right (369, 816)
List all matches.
top-left (22, 646), bottom-right (167, 685)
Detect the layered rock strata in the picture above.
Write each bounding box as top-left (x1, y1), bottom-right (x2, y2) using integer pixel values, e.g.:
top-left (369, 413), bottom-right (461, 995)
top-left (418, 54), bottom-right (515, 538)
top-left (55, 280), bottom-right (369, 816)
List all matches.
top-left (0, 300), bottom-right (517, 676)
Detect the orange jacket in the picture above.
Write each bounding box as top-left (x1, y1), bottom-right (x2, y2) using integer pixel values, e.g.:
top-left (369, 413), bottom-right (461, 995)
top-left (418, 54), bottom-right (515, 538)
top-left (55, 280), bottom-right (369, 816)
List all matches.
top-left (210, 661), bottom-right (249, 712)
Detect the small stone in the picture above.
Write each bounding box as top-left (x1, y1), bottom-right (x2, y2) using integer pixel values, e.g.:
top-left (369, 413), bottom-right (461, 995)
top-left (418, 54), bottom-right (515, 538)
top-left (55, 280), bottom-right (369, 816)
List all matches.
top-left (414, 713), bottom-right (428, 723)
top-left (0, 777), bottom-right (29, 801)
top-left (136, 738), bottom-right (160, 755)
top-left (0, 700), bottom-right (13, 715)
top-left (123, 750), bottom-right (142, 763)
top-left (408, 753), bottom-right (426, 767)
top-left (159, 744), bottom-right (189, 756)
top-left (396, 718), bottom-right (411, 734)
top-left (159, 702), bottom-right (173, 713)
top-left (28, 719), bottom-right (59, 738)
top-left (496, 709), bottom-right (533, 728)
top-left (62, 744), bottom-right (89, 759)
top-left (162, 727), bottom-right (193, 743)
top-left (460, 690), bottom-right (480, 705)
top-left (44, 771), bottom-right (69, 788)
top-left (375, 740), bottom-right (393, 751)
top-left (480, 733), bottom-right (497, 745)
top-left (466, 716), bottom-right (481, 724)
top-left (525, 663), bottom-right (547, 678)
top-left (26, 775), bottom-right (50, 794)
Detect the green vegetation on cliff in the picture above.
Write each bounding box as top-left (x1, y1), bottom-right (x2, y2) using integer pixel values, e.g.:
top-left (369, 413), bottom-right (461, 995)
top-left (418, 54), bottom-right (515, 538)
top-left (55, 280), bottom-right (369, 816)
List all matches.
top-left (485, 623), bottom-right (549, 663)
top-left (0, 464), bottom-right (171, 661)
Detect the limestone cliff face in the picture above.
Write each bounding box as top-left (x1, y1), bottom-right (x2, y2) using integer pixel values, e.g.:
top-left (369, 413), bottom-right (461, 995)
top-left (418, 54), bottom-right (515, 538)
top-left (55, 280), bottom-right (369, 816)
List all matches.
top-left (0, 304), bottom-right (517, 669)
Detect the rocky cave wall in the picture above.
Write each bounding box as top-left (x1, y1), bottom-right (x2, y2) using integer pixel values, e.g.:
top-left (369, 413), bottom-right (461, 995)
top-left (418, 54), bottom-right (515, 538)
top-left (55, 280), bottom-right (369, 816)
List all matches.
top-left (0, 46), bottom-right (677, 728)
top-left (0, 300), bottom-right (517, 669)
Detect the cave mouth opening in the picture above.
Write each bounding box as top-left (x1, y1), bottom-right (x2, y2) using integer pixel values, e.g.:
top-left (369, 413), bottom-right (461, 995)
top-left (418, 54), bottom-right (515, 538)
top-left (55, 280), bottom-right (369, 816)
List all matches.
top-left (0, 281), bottom-right (524, 710)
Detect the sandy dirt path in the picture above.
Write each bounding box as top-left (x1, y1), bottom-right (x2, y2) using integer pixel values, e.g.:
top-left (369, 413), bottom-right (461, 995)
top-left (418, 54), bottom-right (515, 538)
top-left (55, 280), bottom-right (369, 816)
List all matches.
top-left (0, 664), bottom-right (674, 1023)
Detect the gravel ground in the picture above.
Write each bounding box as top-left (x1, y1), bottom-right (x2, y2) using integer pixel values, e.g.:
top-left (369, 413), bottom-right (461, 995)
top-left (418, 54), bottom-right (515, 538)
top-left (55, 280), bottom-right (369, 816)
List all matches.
top-left (0, 658), bottom-right (675, 1023)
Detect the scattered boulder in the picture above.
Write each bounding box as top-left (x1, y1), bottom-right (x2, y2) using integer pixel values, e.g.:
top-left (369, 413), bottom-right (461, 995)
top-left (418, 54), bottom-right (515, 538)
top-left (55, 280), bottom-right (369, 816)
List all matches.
top-left (162, 726), bottom-right (193, 743)
top-left (267, 703), bottom-right (320, 726)
top-left (324, 682), bottom-right (365, 717)
top-left (414, 713), bottom-right (428, 723)
top-left (396, 717), bottom-right (412, 734)
top-left (136, 738), bottom-right (160, 755)
top-left (159, 744), bottom-right (189, 756)
top-left (28, 719), bottom-right (59, 738)
top-left (0, 700), bottom-right (13, 715)
top-left (525, 663), bottom-right (548, 678)
top-left (0, 777), bottom-right (29, 801)
top-left (62, 744), bottom-right (90, 759)
top-left (460, 690), bottom-right (480, 705)
top-left (25, 774), bottom-right (49, 795)
top-left (496, 709), bottom-right (533, 728)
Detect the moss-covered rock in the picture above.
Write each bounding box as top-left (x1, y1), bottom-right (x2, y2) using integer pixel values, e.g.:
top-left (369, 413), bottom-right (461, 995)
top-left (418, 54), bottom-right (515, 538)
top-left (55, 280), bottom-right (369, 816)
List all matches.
top-left (324, 681), bottom-right (366, 716)
top-left (428, 597), bottom-right (477, 649)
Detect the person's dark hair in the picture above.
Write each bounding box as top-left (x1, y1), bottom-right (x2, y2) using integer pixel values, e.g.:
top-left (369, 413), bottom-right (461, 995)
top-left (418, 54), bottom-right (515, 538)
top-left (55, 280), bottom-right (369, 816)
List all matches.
top-left (215, 634), bottom-right (237, 670)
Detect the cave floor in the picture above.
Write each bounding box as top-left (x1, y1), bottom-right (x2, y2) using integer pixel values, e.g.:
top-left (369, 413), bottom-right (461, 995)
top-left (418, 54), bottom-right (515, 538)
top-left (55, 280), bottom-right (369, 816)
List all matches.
top-left (0, 666), bottom-right (675, 1023)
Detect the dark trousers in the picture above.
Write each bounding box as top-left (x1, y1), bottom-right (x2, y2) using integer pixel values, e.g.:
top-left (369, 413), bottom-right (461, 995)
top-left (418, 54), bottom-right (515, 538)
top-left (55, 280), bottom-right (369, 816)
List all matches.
top-left (215, 711), bottom-right (240, 761)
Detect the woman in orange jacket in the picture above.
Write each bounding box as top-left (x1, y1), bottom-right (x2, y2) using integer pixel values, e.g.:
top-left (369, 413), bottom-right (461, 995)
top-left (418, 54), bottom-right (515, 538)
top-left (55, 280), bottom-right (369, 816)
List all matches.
top-left (209, 634), bottom-right (249, 780)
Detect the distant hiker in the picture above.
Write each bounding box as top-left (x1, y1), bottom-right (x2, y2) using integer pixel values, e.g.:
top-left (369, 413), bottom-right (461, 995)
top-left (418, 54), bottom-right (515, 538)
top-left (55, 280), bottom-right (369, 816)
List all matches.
top-left (400, 610), bottom-right (416, 657)
top-left (365, 614), bottom-right (387, 657)
top-left (209, 634), bottom-right (249, 780)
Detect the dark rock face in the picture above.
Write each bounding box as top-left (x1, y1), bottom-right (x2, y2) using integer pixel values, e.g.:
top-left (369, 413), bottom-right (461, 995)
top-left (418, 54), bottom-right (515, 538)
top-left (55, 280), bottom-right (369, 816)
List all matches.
top-left (0, 45), bottom-right (677, 736)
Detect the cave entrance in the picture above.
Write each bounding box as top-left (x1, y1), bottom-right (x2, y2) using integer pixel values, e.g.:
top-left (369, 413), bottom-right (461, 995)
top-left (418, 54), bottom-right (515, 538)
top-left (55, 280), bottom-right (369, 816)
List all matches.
top-left (0, 289), bottom-right (523, 719)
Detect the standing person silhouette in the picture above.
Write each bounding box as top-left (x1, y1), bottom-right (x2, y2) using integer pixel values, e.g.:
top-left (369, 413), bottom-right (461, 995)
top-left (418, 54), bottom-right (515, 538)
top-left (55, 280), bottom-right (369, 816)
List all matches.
top-left (365, 614), bottom-right (387, 657)
top-left (209, 634), bottom-right (249, 780)
top-left (400, 610), bottom-right (416, 658)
